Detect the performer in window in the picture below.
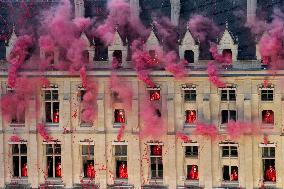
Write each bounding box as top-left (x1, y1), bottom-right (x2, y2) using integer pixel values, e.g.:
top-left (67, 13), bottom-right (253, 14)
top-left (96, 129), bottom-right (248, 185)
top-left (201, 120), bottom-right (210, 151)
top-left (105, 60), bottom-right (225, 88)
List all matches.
top-left (230, 168), bottom-right (238, 181)
top-left (87, 162), bottom-right (95, 179)
top-left (118, 162), bottom-right (128, 179)
top-left (265, 165), bottom-right (276, 182)
top-left (21, 163), bottom-right (28, 177)
top-left (56, 162), bottom-right (62, 177)
top-left (188, 165), bottom-right (198, 180)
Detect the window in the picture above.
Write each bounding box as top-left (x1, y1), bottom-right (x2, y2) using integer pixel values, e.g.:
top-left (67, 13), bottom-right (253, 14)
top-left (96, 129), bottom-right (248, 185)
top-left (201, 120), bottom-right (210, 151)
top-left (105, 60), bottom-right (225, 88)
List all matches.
top-left (222, 49), bottom-right (232, 62)
top-left (114, 145), bottom-right (128, 179)
top-left (261, 89), bottom-right (273, 101)
top-left (262, 110), bottom-right (274, 124)
top-left (222, 146), bottom-right (238, 158)
top-left (44, 86), bottom-right (59, 124)
top-left (223, 165), bottom-right (238, 181)
top-left (185, 110), bottom-right (197, 124)
top-left (262, 147), bottom-right (276, 182)
top-left (113, 50), bottom-right (122, 68)
top-left (46, 144), bottom-right (61, 178)
top-left (221, 89), bottom-right (236, 101)
top-left (221, 110), bottom-right (237, 124)
top-left (150, 145), bottom-right (163, 179)
top-left (78, 88), bottom-right (92, 126)
top-left (184, 89), bottom-right (196, 102)
top-left (184, 50), bottom-right (194, 63)
top-left (7, 89), bottom-right (25, 126)
top-left (114, 109), bottom-right (126, 124)
top-left (185, 146), bottom-right (198, 158)
top-left (149, 50), bottom-right (158, 64)
top-left (187, 165), bottom-right (198, 180)
top-left (150, 90), bottom-right (160, 101)
top-left (82, 145), bottom-right (95, 179)
top-left (112, 91), bottom-right (122, 102)
top-left (12, 144), bottom-right (27, 177)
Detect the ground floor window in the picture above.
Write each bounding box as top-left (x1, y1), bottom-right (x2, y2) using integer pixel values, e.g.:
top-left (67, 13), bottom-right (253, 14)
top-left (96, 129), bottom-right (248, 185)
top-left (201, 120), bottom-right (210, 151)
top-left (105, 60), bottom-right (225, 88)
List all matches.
top-left (12, 144), bottom-right (27, 177)
top-left (46, 144), bottom-right (61, 178)
top-left (82, 145), bottom-right (95, 179)
top-left (262, 147), bottom-right (276, 182)
top-left (223, 166), bottom-right (238, 181)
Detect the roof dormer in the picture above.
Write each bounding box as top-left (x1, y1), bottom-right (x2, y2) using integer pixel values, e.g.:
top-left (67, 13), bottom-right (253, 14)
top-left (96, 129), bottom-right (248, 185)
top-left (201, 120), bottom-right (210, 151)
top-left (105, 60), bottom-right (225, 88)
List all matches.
top-left (80, 32), bottom-right (94, 63)
top-left (179, 26), bottom-right (199, 64)
top-left (145, 26), bottom-right (161, 51)
top-left (6, 25), bottom-right (17, 60)
top-left (108, 28), bottom-right (127, 68)
top-left (217, 22), bottom-right (238, 62)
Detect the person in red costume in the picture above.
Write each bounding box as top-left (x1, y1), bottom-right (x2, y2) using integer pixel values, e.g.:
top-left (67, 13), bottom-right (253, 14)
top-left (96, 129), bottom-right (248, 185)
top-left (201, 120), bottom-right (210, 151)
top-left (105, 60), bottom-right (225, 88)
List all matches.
top-left (21, 163), bottom-right (28, 177)
top-left (118, 162), bottom-right (128, 179)
top-left (152, 145), bottom-right (162, 156)
top-left (56, 162), bottom-right (62, 177)
top-left (230, 169), bottom-right (238, 181)
top-left (115, 110), bottom-right (125, 123)
top-left (264, 111), bottom-right (273, 124)
top-left (188, 165), bottom-right (198, 180)
top-left (265, 165), bottom-right (276, 182)
top-left (87, 162), bottom-right (95, 179)
top-left (186, 111), bottom-right (196, 124)
top-left (53, 109), bottom-right (59, 123)
top-left (150, 91), bottom-right (160, 101)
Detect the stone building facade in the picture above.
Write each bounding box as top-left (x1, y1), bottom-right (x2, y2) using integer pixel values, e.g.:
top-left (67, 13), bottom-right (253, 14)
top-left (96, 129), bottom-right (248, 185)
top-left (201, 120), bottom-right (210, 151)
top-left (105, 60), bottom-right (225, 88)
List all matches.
top-left (1, 0), bottom-right (284, 189)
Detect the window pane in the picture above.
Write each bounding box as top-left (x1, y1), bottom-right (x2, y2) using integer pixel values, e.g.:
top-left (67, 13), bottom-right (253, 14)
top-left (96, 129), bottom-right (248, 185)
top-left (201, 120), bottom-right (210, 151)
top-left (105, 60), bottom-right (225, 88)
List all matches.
top-left (231, 166), bottom-right (238, 181)
top-left (20, 144), bottom-right (27, 154)
top-left (52, 90), bottom-right (58, 100)
top-left (222, 146), bottom-right (229, 157)
top-left (21, 156), bottom-right (28, 177)
top-left (230, 147), bottom-right (238, 157)
top-left (82, 145), bottom-right (94, 156)
top-left (221, 90), bottom-right (228, 101)
top-left (12, 144), bottom-right (19, 154)
top-left (185, 146), bottom-right (198, 157)
top-left (55, 156), bottom-right (61, 177)
top-left (47, 156), bottom-right (54, 177)
top-left (13, 156), bottom-right (19, 177)
top-left (116, 160), bottom-right (128, 179)
top-left (54, 144), bottom-right (61, 154)
top-left (45, 102), bottom-right (52, 123)
top-left (223, 165), bottom-right (230, 181)
top-left (230, 111), bottom-right (237, 121)
top-left (263, 159), bottom-right (276, 182)
top-left (45, 90), bottom-right (51, 100)
top-left (221, 110), bottom-right (228, 124)
top-left (229, 90), bottom-right (236, 100)
top-left (184, 90), bottom-right (196, 101)
top-left (46, 144), bottom-right (53, 155)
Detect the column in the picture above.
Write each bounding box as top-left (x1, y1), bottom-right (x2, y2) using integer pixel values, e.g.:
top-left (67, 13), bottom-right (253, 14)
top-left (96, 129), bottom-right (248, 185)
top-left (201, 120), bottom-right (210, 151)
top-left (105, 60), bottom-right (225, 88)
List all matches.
top-left (247, 0), bottom-right (257, 23)
top-left (199, 139), bottom-right (212, 189)
top-left (97, 81), bottom-right (105, 132)
top-left (128, 135), bottom-right (141, 188)
top-left (96, 134), bottom-right (107, 188)
top-left (0, 82), bottom-right (4, 188)
top-left (170, 0), bottom-right (180, 26)
top-left (62, 134), bottom-right (73, 188)
top-left (165, 135), bottom-right (176, 188)
top-left (167, 81), bottom-right (175, 133)
top-left (244, 136), bottom-right (253, 189)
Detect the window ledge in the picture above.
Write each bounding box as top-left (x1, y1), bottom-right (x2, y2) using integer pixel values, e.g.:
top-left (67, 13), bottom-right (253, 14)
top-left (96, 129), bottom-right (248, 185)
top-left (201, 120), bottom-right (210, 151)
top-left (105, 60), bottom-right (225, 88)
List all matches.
top-left (45, 123), bottom-right (59, 127)
top-left (149, 179), bottom-right (163, 183)
top-left (10, 123), bottom-right (25, 127)
top-left (185, 180), bottom-right (199, 185)
top-left (114, 179), bottom-right (128, 184)
top-left (80, 123), bottom-right (93, 127)
top-left (11, 178), bottom-right (28, 184)
top-left (261, 124), bottom-right (274, 129)
top-left (221, 181), bottom-right (239, 186)
top-left (184, 124), bottom-right (196, 128)
top-left (113, 123), bottom-right (125, 128)
top-left (264, 181), bottom-right (276, 186)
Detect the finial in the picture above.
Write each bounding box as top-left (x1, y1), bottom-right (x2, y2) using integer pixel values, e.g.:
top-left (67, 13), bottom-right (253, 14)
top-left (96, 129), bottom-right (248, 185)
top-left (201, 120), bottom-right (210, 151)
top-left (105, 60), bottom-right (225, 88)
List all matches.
top-left (225, 20), bottom-right (229, 30)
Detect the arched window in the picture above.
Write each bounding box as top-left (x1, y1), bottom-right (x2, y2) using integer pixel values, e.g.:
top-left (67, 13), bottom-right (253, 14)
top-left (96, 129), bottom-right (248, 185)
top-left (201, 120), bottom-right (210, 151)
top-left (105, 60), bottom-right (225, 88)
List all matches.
top-left (184, 50), bottom-right (194, 63)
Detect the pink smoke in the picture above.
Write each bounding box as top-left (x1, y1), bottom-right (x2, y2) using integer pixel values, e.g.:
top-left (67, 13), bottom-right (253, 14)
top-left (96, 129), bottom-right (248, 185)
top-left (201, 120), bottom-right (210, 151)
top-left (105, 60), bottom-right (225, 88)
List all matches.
top-left (209, 44), bottom-right (232, 64)
top-left (139, 99), bottom-right (166, 139)
top-left (7, 35), bottom-right (33, 87)
top-left (207, 61), bottom-right (226, 87)
top-left (10, 135), bottom-right (22, 142)
top-left (109, 73), bottom-right (133, 110)
top-left (226, 121), bottom-right (260, 139)
top-left (188, 14), bottom-right (220, 42)
top-left (194, 122), bottom-right (218, 139)
top-left (176, 132), bottom-right (190, 143)
top-left (117, 124), bottom-right (126, 142)
top-left (37, 123), bottom-right (53, 141)
top-left (163, 51), bottom-right (186, 79)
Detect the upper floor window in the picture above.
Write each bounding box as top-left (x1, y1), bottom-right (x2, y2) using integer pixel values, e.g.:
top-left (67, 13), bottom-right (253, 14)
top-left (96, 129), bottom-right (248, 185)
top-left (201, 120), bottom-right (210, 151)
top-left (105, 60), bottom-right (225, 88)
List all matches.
top-left (262, 110), bottom-right (274, 125)
top-left (220, 142), bottom-right (238, 182)
top-left (185, 110), bottom-right (197, 125)
top-left (221, 88), bottom-right (236, 101)
top-left (184, 50), bottom-right (194, 64)
top-left (221, 110), bottom-right (237, 124)
top-left (46, 144), bottom-right (61, 178)
top-left (182, 85), bottom-right (196, 102)
top-left (187, 165), bottom-right (199, 180)
top-left (150, 145), bottom-right (163, 179)
top-left (221, 145), bottom-right (238, 158)
top-left (82, 145), bottom-right (95, 179)
top-left (114, 109), bottom-right (126, 124)
top-left (114, 145), bottom-right (128, 179)
top-left (12, 144), bottom-right (27, 177)
top-left (43, 85), bottom-right (59, 124)
top-left (262, 146), bottom-right (276, 182)
top-left (185, 146), bottom-right (198, 158)
top-left (150, 90), bottom-right (160, 101)
top-left (261, 89), bottom-right (273, 101)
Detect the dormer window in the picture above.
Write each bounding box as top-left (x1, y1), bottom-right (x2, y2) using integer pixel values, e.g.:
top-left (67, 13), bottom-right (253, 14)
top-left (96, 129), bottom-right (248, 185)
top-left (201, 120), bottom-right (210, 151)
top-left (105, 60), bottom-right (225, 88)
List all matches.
top-left (222, 49), bottom-right (232, 61)
top-left (114, 109), bottom-right (125, 123)
top-left (149, 50), bottom-right (158, 64)
top-left (112, 50), bottom-right (122, 66)
top-left (184, 50), bottom-right (194, 64)
top-left (150, 90), bottom-right (160, 101)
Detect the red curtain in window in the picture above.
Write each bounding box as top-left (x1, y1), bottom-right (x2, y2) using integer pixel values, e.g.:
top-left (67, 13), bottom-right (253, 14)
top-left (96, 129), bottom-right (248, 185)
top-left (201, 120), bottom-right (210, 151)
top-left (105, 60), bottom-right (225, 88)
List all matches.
top-left (186, 110), bottom-right (196, 124)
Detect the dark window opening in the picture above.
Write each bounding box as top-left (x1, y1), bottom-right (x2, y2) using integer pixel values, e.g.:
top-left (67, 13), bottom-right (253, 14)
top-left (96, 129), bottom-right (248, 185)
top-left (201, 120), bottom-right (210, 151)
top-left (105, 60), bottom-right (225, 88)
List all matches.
top-left (12, 144), bottom-right (27, 177)
top-left (155, 109), bottom-right (161, 117)
top-left (44, 89), bottom-right (59, 124)
top-left (221, 110), bottom-right (237, 124)
top-left (262, 110), bottom-right (274, 124)
top-left (112, 91), bottom-right (122, 102)
top-left (223, 166), bottom-right (238, 181)
top-left (222, 146), bottom-right (238, 157)
top-left (113, 50), bottom-right (122, 68)
top-left (94, 38), bottom-right (108, 61)
top-left (149, 50), bottom-right (159, 64)
top-left (150, 90), bottom-right (160, 101)
top-left (221, 89), bottom-right (236, 101)
top-left (222, 49), bottom-right (232, 63)
top-left (114, 109), bottom-right (126, 123)
top-left (262, 147), bottom-right (275, 158)
top-left (185, 146), bottom-right (198, 157)
top-left (187, 165), bottom-right (198, 180)
top-left (261, 90), bottom-right (273, 101)
top-left (184, 50), bottom-right (194, 63)
top-left (185, 110), bottom-right (197, 124)
top-left (184, 90), bottom-right (196, 102)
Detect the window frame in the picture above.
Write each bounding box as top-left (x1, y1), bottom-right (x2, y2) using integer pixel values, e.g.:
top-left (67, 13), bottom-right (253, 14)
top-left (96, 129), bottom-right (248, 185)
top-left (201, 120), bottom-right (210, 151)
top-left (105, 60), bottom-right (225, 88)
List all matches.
top-left (45, 143), bottom-right (61, 178)
top-left (114, 109), bottom-right (126, 127)
top-left (261, 146), bottom-right (276, 182)
top-left (149, 145), bottom-right (163, 180)
top-left (185, 146), bottom-right (198, 158)
top-left (11, 143), bottom-right (28, 178)
top-left (220, 88), bottom-right (236, 101)
top-left (221, 110), bottom-right (237, 124)
top-left (113, 144), bottom-right (128, 179)
top-left (260, 88), bottom-right (274, 101)
top-left (220, 143), bottom-right (239, 182)
top-left (81, 144), bottom-right (95, 178)
top-left (42, 85), bottom-right (60, 125)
